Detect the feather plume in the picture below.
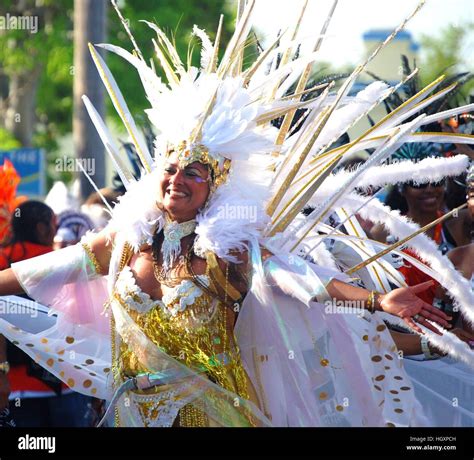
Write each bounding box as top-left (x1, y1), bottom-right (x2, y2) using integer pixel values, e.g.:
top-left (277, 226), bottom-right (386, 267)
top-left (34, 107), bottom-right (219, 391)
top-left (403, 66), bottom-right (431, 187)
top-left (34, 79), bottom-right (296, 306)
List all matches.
top-left (192, 25), bottom-right (215, 72)
top-left (89, 44), bottom-right (153, 171)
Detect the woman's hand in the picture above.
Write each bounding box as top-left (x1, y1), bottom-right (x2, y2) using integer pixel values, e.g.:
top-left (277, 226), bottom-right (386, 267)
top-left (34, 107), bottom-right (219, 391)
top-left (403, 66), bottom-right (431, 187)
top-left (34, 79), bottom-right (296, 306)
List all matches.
top-left (378, 281), bottom-right (452, 335)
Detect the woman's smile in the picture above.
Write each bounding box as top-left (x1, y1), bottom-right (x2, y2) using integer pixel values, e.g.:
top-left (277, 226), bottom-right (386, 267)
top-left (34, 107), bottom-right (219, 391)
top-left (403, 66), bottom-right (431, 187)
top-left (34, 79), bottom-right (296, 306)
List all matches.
top-left (166, 188), bottom-right (189, 199)
top-left (158, 152), bottom-right (211, 222)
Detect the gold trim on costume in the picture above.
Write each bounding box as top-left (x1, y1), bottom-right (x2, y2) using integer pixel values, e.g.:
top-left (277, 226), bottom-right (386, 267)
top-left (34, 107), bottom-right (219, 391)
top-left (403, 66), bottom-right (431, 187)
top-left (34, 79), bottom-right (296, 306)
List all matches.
top-left (179, 403), bottom-right (209, 427)
top-left (81, 242), bottom-right (104, 275)
top-left (206, 251), bottom-right (242, 303)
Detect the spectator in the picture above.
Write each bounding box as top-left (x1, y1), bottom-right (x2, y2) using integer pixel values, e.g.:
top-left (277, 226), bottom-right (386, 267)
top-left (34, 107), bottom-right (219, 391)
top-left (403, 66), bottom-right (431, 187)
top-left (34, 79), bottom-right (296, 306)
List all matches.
top-left (53, 210), bottom-right (94, 250)
top-left (1, 201), bottom-right (91, 427)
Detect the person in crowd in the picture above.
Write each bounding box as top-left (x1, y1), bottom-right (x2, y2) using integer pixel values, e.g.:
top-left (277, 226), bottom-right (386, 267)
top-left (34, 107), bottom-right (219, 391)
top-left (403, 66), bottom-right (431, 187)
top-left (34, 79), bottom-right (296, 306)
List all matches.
top-left (53, 210), bottom-right (95, 250)
top-left (0, 201), bottom-right (92, 427)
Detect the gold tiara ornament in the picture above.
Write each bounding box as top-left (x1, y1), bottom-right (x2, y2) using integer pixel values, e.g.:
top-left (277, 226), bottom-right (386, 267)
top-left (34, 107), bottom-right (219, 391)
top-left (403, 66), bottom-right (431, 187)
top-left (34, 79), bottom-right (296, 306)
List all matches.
top-left (166, 141), bottom-right (231, 188)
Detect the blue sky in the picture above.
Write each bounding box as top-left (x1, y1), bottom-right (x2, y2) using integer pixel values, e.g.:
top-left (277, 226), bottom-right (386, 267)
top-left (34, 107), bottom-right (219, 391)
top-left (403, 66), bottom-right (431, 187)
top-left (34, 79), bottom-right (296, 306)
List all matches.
top-left (252, 0), bottom-right (473, 68)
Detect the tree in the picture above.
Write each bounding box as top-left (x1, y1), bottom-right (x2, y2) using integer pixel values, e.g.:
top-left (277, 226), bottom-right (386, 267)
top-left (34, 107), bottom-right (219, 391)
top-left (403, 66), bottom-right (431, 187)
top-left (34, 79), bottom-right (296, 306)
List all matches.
top-left (73, 0), bottom-right (106, 199)
top-left (419, 22), bottom-right (474, 95)
top-left (0, 0), bottom-right (237, 189)
top-left (0, 0), bottom-right (74, 149)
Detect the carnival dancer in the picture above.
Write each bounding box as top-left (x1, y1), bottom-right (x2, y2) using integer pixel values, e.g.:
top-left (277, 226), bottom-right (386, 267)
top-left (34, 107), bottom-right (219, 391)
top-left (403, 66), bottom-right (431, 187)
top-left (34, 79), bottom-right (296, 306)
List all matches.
top-left (0, 0), bottom-right (473, 427)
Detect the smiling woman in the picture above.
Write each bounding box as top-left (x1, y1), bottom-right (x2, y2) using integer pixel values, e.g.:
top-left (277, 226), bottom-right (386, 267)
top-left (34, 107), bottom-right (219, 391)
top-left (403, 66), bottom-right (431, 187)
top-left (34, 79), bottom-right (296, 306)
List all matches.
top-left (0, 0), bottom-right (473, 428)
top-left (159, 154), bottom-right (212, 223)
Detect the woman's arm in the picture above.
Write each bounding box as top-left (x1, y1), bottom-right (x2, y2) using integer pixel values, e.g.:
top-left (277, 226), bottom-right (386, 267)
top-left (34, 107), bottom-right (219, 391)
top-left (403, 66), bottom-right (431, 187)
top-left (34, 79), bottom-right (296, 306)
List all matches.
top-left (0, 228), bottom-right (114, 307)
top-left (391, 328), bottom-right (474, 356)
top-left (260, 247), bottom-right (451, 334)
top-left (390, 330), bottom-right (423, 355)
top-left (0, 267), bottom-right (24, 296)
top-left (326, 278), bottom-right (452, 334)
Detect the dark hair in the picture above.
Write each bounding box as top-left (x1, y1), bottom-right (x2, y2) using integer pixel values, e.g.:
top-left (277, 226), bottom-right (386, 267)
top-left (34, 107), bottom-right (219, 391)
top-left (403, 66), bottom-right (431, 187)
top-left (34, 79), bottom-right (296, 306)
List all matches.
top-left (10, 201), bottom-right (54, 244)
top-left (385, 185), bottom-right (408, 215)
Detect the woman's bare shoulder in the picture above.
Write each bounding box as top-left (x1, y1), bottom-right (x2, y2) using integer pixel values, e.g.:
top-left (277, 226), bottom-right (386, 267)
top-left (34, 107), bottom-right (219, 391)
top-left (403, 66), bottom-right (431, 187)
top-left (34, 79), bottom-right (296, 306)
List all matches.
top-left (86, 227), bottom-right (116, 275)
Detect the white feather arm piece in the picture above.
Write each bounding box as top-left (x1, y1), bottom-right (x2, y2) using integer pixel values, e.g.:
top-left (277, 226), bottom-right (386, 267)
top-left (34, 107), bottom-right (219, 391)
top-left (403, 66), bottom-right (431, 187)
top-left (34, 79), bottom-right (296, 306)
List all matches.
top-left (284, 115), bottom-right (426, 242)
top-left (329, 192), bottom-right (474, 325)
top-left (321, 155), bottom-right (469, 194)
top-left (378, 312), bottom-right (474, 369)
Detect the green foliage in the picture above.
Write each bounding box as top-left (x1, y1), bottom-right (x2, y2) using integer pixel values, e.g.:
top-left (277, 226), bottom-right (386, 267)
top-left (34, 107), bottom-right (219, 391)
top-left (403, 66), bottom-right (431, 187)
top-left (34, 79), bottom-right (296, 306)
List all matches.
top-left (419, 22), bottom-right (474, 94)
top-left (0, 0), bottom-right (74, 150)
top-left (0, 127), bottom-right (21, 150)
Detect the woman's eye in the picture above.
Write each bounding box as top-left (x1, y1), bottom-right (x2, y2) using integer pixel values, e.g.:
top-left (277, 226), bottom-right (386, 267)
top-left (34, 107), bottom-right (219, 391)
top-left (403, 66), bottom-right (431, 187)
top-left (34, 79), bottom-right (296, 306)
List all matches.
top-left (164, 168), bottom-right (176, 174)
top-left (185, 170), bottom-right (199, 177)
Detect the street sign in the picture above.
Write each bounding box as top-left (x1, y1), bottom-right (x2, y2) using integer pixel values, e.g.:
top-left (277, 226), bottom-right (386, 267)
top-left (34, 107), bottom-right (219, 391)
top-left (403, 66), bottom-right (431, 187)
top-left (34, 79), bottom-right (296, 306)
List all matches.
top-left (0, 148), bottom-right (46, 197)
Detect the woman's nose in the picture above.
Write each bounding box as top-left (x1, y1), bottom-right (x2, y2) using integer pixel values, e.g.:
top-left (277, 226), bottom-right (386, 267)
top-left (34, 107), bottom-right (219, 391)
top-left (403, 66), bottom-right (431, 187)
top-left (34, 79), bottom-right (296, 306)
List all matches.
top-left (170, 169), bottom-right (185, 184)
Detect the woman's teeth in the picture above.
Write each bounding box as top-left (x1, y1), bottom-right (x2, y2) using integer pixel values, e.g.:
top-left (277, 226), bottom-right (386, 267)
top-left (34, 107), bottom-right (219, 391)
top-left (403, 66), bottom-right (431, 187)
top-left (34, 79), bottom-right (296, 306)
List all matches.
top-left (168, 190), bottom-right (186, 197)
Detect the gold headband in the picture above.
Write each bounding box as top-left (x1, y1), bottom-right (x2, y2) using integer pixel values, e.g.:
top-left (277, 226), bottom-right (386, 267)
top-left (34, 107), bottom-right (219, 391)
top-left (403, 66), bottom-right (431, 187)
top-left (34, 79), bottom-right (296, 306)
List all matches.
top-left (166, 140), bottom-right (231, 188)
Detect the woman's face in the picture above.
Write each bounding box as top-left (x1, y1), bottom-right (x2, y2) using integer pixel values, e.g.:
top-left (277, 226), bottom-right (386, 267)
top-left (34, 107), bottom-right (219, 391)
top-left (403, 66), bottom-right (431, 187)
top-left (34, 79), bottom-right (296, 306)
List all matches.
top-left (402, 181), bottom-right (445, 214)
top-left (158, 152), bottom-right (211, 222)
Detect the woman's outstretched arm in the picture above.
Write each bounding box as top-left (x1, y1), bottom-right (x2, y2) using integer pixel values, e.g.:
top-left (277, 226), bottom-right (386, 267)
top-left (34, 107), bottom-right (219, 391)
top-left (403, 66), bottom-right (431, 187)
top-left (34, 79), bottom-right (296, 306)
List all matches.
top-left (326, 278), bottom-right (452, 335)
top-left (0, 228), bottom-right (114, 299)
top-left (0, 268), bottom-right (24, 296)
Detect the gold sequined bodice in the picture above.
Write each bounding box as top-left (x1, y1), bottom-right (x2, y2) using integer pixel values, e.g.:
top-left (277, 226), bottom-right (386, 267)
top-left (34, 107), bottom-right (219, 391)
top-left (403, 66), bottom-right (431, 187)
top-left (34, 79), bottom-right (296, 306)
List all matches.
top-left (111, 247), bottom-right (250, 402)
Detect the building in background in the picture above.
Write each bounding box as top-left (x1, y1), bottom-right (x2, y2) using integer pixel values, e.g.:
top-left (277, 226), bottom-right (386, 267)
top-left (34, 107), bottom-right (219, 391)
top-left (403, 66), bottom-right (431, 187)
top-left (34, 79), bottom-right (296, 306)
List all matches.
top-left (348, 29), bottom-right (420, 147)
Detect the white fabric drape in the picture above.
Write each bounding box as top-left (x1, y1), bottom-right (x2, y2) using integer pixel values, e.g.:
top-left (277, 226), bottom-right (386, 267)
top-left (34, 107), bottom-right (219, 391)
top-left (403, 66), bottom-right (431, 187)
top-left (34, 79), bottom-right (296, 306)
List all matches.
top-left (0, 238), bottom-right (439, 427)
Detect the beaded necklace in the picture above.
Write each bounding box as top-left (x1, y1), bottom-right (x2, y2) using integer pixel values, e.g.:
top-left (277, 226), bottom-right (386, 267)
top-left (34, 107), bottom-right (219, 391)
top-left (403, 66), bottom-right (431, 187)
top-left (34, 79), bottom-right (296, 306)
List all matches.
top-left (160, 214), bottom-right (196, 273)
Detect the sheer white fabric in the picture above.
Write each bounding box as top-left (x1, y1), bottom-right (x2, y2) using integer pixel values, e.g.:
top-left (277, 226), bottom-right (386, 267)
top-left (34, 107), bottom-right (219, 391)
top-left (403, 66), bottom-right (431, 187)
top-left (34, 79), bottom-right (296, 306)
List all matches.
top-left (235, 244), bottom-right (428, 426)
top-left (0, 238), bottom-right (434, 426)
top-left (403, 357), bottom-right (474, 427)
top-left (1, 242), bottom-right (112, 400)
